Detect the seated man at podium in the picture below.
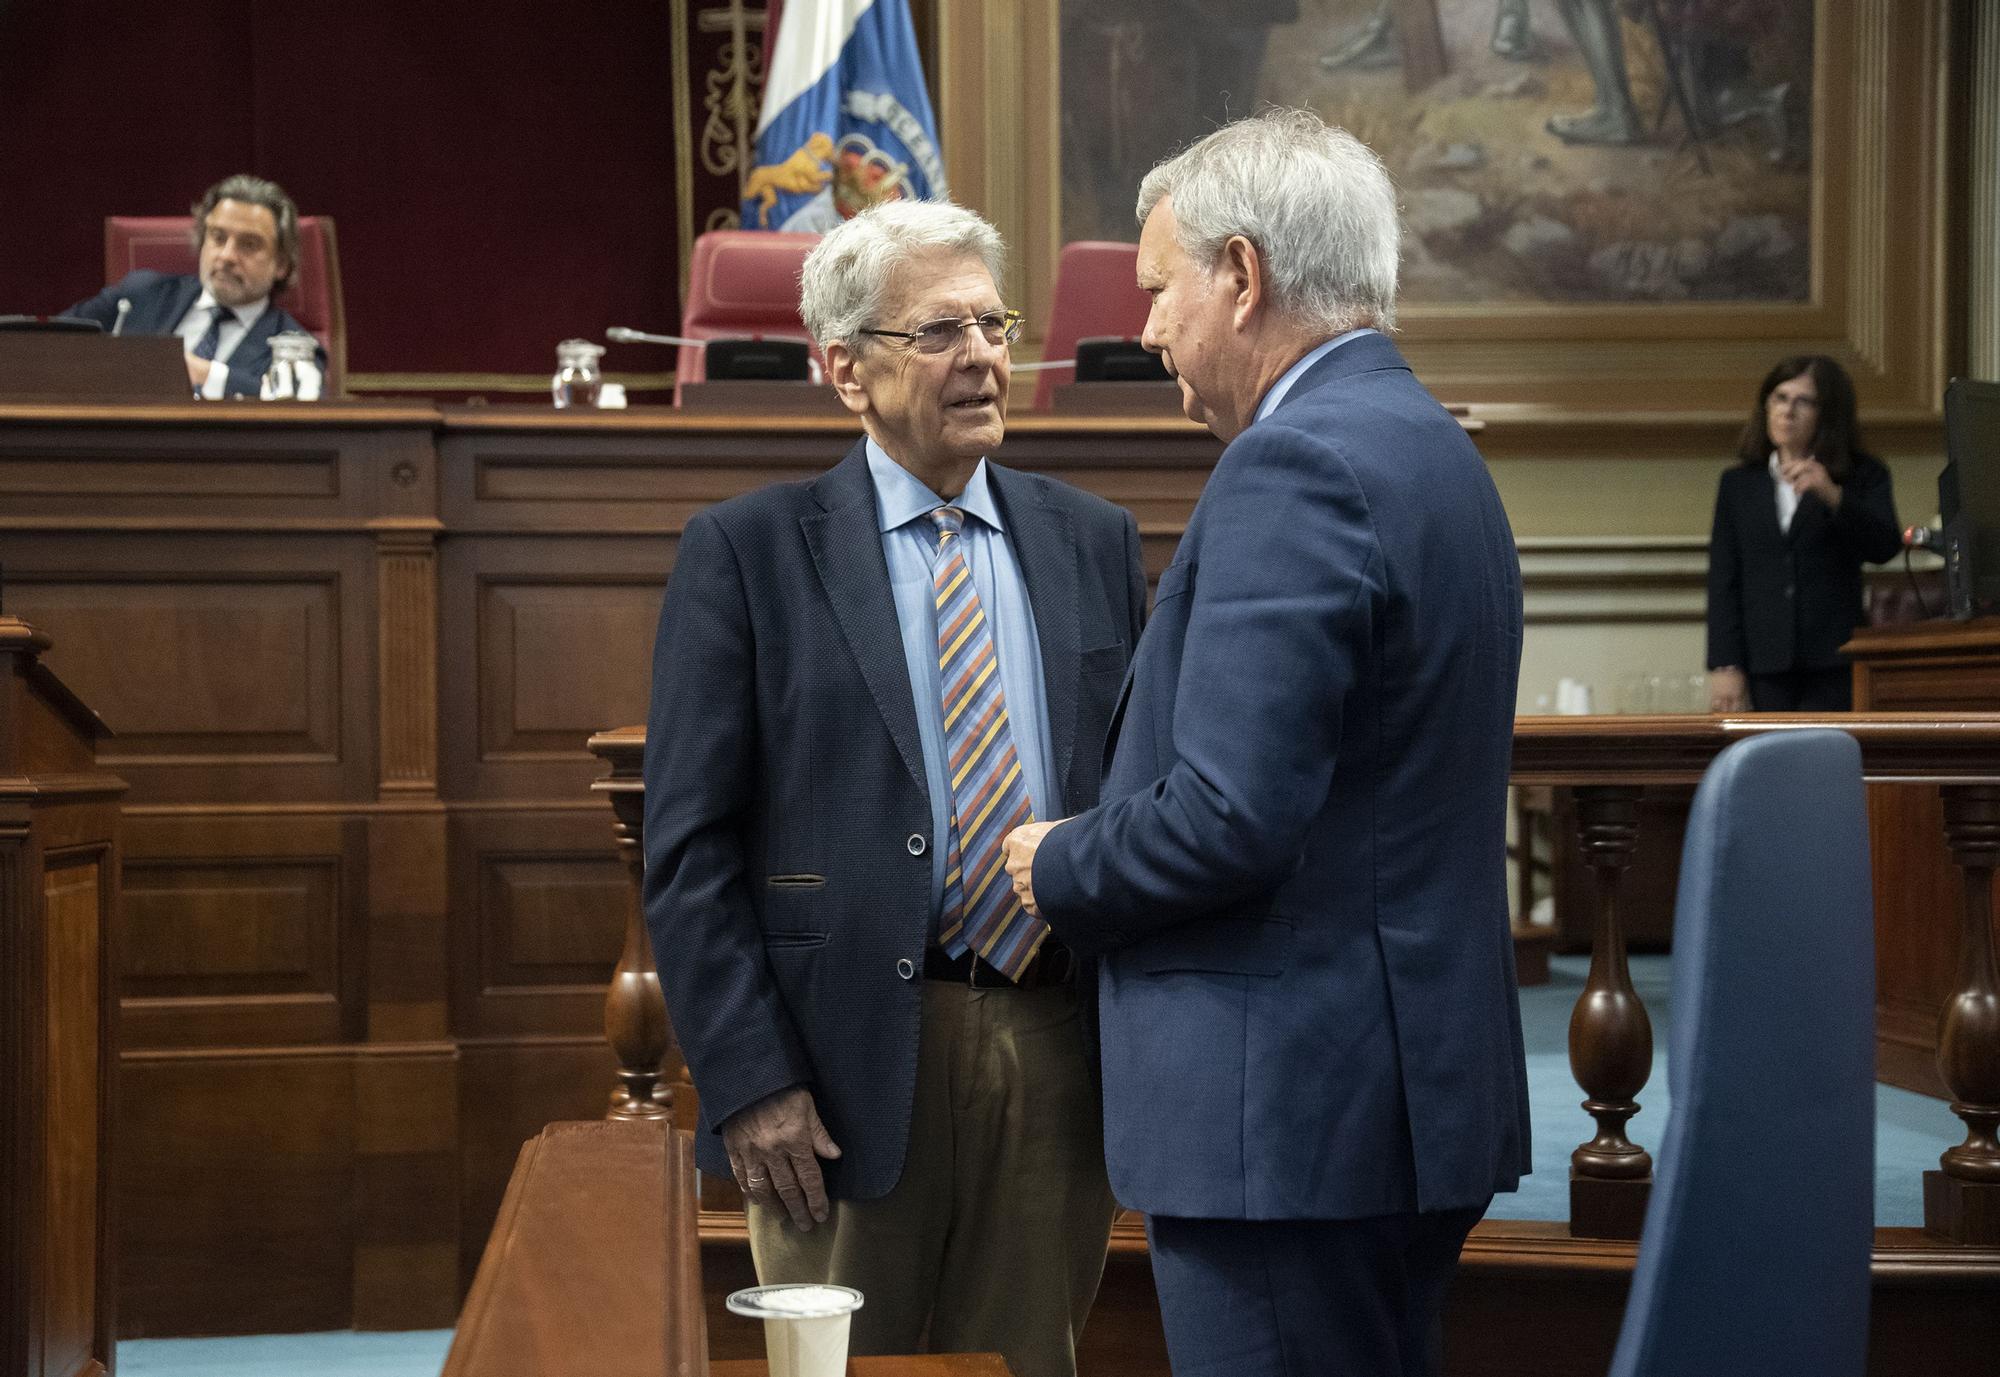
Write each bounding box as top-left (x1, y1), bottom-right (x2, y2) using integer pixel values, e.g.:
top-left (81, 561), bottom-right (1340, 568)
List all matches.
top-left (63, 173), bottom-right (323, 399)
top-left (642, 199), bottom-right (1146, 1377)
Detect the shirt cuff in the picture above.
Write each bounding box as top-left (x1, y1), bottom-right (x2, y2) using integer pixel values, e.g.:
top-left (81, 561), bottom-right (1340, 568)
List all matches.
top-left (198, 355), bottom-right (231, 400)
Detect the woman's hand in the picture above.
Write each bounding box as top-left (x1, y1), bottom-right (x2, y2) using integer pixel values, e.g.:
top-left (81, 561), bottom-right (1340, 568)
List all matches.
top-left (1780, 455), bottom-right (1841, 509)
top-left (1708, 666), bottom-right (1751, 713)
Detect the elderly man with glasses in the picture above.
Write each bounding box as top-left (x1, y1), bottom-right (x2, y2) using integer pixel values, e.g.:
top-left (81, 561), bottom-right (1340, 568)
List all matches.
top-left (642, 199), bottom-right (1145, 1377)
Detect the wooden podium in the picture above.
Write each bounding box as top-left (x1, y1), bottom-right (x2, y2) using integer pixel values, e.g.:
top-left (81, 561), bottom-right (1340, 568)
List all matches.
top-left (0, 618), bottom-right (125, 1377)
top-left (1845, 618), bottom-right (2000, 1096)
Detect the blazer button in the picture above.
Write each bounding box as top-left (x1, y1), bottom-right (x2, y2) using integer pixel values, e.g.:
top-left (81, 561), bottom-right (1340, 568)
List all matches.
top-left (906, 833), bottom-right (926, 856)
top-left (896, 957), bottom-right (917, 981)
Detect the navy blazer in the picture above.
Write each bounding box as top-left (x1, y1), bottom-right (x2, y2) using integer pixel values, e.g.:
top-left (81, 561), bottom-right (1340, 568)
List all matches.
top-left (1705, 455), bottom-right (1900, 674)
top-left (65, 270), bottom-right (324, 399)
top-left (642, 441), bottom-right (1147, 1196)
top-left (1035, 333), bottom-right (1532, 1220)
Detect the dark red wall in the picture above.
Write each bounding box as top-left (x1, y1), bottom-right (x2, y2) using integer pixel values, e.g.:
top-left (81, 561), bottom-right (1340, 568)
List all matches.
top-left (0, 1), bottom-right (684, 376)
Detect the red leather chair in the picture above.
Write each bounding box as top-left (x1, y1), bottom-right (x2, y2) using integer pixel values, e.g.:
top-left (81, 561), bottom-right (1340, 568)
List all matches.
top-left (1032, 241), bottom-right (1150, 410)
top-left (675, 229), bottom-right (823, 403)
top-left (104, 215), bottom-right (348, 393)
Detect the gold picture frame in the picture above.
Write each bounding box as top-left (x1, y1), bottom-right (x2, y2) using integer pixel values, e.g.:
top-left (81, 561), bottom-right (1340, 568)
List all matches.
top-left (934, 0), bottom-right (1952, 416)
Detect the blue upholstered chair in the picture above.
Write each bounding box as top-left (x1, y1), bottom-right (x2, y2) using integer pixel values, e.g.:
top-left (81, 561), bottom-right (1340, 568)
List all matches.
top-left (1607, 729), bottom-right (1876, 1377)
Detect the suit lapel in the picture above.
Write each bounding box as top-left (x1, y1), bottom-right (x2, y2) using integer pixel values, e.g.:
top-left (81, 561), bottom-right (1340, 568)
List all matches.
top-left (989, 465), bottom-right (1082, 804)
top-left (801, 442), bottom-right (930, 795)
top-left (145, 276), bottom-right (202, 335)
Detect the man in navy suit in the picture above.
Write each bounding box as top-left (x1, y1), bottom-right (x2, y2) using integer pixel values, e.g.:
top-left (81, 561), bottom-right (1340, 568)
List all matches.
top-left (642, 200), bottom-right (1145, 1377)
top-left (65, 174), bottom-right (323, 398)
top-left (1006, 109), bottom-right (1531, 1376)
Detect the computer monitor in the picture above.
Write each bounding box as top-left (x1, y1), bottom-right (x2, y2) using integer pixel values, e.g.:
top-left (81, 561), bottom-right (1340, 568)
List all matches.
top-left (1073, 336), bottom-right (1169, 384)
top-left (1941, 377), bottom-right (2000, 618)
top-left (704, 337), bottom-right (811, 382)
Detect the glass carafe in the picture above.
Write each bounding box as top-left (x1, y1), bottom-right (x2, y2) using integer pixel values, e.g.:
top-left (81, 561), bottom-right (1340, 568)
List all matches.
top-left (552, 339), bottom-right (606, 408)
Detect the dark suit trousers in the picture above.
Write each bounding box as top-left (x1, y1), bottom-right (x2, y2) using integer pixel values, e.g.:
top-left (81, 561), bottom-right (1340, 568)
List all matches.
top-left (1748, 665), bottom-right (1852, 711)
top-left (1146, 1203), bottom-right (1488, 1377)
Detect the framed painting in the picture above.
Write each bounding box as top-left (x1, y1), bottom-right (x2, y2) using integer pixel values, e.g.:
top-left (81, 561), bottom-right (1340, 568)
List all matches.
top-left (934, 0), bottom-right (1951, 416)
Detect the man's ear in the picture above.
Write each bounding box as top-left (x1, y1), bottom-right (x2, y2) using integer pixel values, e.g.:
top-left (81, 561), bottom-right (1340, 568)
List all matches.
top-left (825, 341), bottom-right (871, 416)
top-left (1222, 234), bottom-right (1265, 332)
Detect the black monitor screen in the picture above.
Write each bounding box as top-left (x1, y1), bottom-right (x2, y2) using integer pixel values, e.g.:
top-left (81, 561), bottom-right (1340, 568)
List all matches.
top-left (705, 337), bottom-right (810, 381)
top-left (1074, 336), bottom-right (1169, 384)
top-left (1943, 378), bottom-right (2000, 614)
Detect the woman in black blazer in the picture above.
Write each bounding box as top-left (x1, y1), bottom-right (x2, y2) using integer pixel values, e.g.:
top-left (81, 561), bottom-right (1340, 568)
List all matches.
top-left (1706, 355), bottom-right (1901, 711)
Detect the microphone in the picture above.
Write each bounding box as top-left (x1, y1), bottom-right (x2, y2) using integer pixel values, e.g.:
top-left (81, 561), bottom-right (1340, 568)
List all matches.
top-left (606, 325), bottom-right (704, 347)
top-left (1903, 523), bottom-right (1944, 553)
top-left (111, 298), bottom-right (131, 336)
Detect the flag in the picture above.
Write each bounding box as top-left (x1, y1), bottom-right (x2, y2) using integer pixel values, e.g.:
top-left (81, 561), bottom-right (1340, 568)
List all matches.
top-left (741, 0), bottom-right (947, 232)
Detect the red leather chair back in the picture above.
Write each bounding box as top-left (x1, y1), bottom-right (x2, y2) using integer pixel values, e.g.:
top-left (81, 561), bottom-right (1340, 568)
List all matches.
top-left (676, 229), bottom-right (821, 402)
top-left (1033, 241), bottom-right (1150, 410)
top-left (105, 215), bottom-right (348, 392)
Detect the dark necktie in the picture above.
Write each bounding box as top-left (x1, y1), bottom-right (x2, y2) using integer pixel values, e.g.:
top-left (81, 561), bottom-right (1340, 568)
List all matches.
top-left (192, 305), bottom-right (236, 362)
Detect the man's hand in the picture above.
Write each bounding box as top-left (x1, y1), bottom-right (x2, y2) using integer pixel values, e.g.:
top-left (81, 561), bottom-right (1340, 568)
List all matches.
top-left (1780, 455), bottom-right (1840, 509)
top-left (1003, 818), bottom-right (1067, 919)
top-left (720, 1086), bottom-right (841, 1230)
top-left (184, 353), bottom-right (212, 387)
top-left (1708, 665), bottom-right (1751, 713)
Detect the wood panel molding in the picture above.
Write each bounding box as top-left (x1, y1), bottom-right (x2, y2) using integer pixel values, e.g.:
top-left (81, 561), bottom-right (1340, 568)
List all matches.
top-left (376, 531), bottom-right (439, 795)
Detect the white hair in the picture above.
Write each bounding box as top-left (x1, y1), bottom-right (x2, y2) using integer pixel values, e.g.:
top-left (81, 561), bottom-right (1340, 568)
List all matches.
top-left (799, 200), bottom-right (1007, 349)
top-left (1136, 107), bottom-right (1400, 332)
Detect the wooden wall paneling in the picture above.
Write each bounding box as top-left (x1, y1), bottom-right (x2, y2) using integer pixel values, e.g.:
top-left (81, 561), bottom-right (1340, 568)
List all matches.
top-left (117, 811), bottom-right (370, 1051)
top-left (454, 1040), bottom-right (622, 1294)
top-left (367, 805), bottom-right (450, 1045)
top-left (375, 526), bottom-right (441, 797)
top-left (351, 1046), bottom-right (460, 1331)
top-left (8, 532), bottom-right (378, 805)
top-left (41, 843), bottom-right (111, 1377)
top-left (437, 535), bottom-right (670, 803)
top-left (447, 807), bottom-right (629, 1042)
top-left (116, 1050), bottom-right (358, 1337)
top-left (1870, 784), bottom-right (1962, 1096)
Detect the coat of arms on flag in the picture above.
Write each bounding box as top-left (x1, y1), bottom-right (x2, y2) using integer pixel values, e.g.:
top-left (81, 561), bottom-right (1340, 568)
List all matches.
top-left (742, 0), bottom-right (947, 232)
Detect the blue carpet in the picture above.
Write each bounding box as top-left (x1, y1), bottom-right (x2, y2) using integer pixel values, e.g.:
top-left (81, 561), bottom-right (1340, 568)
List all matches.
top-left (1489, 954), bottom-right (1960, 1228)
top-left (117, 1330), bottom-right (452, 1376)
top-left (116, 956), bottom-right (1962, 1374)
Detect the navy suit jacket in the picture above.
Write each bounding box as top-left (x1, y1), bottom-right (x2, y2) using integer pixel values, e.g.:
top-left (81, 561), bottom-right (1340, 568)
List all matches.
top-left (642, 441), bottom-right (1147, 1196)
top-left (65, 270), bottom-right (324, 399)
top-left (1034, 333), bottom-right (1532, 1220)
top-left (1705, 454), bottom-right (1899, 674)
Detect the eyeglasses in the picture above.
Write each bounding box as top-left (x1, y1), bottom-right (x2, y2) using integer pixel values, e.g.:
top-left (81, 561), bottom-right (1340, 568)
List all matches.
top-left (1768, 392), bottom-right (1821, 413)
top-left (860, 310), bottom-right (1024, 355)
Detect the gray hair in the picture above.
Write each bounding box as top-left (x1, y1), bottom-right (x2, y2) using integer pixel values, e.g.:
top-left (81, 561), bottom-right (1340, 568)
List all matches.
top-left (189, 174), bottom-right (301, 294)
top-left (799, 200), bottom-right (1006, 349)
top-left (1136, 108), bottom-right (1399, 332)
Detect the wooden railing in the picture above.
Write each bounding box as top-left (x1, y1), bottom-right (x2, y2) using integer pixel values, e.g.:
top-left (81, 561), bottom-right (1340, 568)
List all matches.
top-left (591, 714), bottom-right (2000, 1247)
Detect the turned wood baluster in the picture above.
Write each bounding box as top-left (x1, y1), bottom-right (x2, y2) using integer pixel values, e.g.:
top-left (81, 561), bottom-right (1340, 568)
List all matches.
top-left (1927, 785), bottom-right (2000, 1243)
top-left (1566, 785), bottom-right (1655, 1238)
top-left (591, 732), bottom-right (674, 1123)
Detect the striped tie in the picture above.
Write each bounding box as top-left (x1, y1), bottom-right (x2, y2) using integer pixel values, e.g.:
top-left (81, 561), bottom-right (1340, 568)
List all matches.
top-left (930, 506), bottom-right (1047, 979)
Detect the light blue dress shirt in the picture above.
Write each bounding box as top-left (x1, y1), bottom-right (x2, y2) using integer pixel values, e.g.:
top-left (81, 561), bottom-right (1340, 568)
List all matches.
top-left (1254, 327), bottom-right (1376, 423)
top-left (866, 439), bottom-right (1058, 929)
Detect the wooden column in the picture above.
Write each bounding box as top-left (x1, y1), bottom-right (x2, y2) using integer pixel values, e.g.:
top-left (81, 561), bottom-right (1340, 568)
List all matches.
top-left (1927, 784), bottom-right (2000, 1242)
top-left (1564, 785), bottom-right (1655, 1239)
top-left (590, 728), bottom-right (673, 1122)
